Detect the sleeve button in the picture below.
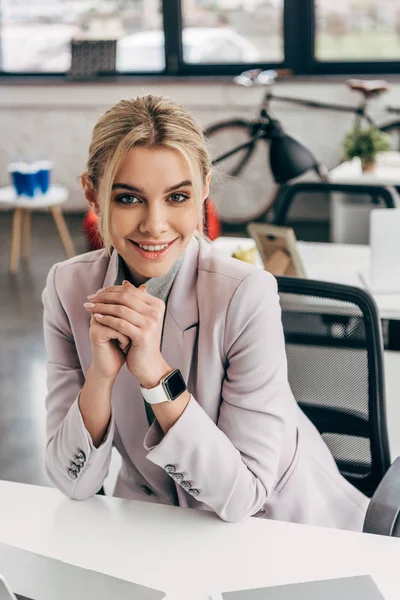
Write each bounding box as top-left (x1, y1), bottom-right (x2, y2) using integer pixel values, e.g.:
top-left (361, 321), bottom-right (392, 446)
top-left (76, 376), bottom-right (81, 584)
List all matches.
top-left (165, 465), bottom-right (176, 474)
top-left (188, 488), bottom-right (200, 497)
top-left (180, 481), bottom-right (191, 491)
top-left (172, 473), bottom-right (184, 482)
top-left (76, 449), bottom-right (86, 462)
top-left (67, 468), bottom-right (79, 479)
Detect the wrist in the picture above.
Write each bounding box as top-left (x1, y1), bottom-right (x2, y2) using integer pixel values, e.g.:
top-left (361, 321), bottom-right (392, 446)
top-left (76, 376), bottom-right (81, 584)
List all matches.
top-left (139, 363), bottom-right (173, 390)
top-left (88, 365), bottom-right (117, 387)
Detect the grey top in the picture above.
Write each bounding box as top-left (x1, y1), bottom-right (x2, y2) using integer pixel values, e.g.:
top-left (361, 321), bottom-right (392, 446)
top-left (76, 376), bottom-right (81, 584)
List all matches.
top-left (114, 250), bottom-right (185, 425)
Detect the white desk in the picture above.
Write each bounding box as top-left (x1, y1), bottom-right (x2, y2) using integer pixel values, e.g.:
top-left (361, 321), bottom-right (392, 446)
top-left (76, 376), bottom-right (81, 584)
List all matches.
top-left (329, 153), bottom-right (400, 187)
top-left (328, 153), bottom-right (400, 244)
top-left (0, 481), bottom-right (400, 600)
top-left (0, 184), bottom-right (76, 274)
top-left (211, 237), bottom-right (400, 321)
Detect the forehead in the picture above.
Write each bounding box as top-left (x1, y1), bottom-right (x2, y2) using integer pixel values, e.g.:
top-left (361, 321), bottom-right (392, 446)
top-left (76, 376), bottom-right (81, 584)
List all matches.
top-left (114, 146), bottom-right (191, 184)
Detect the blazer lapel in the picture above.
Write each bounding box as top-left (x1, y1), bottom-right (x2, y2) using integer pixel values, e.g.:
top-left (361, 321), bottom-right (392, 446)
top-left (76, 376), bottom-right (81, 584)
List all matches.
top-left (161, 236), bottom-right (200, 387)
top-left (102, 247), bottom-right (119, 288)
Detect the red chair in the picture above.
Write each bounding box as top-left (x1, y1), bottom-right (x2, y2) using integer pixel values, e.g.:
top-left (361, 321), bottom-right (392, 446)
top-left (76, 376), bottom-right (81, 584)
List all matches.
top-left (83, 197), bottom-right (221, 252)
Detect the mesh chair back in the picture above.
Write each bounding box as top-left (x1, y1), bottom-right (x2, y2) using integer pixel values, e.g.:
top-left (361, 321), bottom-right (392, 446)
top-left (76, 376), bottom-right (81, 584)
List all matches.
top-left (276, 276), bottom-right (390, 497)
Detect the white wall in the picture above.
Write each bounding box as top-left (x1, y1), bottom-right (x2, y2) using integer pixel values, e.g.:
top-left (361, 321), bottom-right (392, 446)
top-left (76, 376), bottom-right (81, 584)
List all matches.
top-left (1, 77), bottom-right (400, 217)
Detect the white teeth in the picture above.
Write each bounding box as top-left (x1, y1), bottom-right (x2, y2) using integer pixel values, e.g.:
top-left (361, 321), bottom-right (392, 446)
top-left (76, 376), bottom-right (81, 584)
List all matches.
top-left (138, 243), bottom-right (169, 251)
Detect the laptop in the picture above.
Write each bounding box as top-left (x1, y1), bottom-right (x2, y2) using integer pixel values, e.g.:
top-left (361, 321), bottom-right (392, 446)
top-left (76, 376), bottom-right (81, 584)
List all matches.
top-left (210, 575), bottom-right (385, 599)
top-left (0, 575), bottom-right (32, 600)
top-left (0, 542), bottom-right (165, 600)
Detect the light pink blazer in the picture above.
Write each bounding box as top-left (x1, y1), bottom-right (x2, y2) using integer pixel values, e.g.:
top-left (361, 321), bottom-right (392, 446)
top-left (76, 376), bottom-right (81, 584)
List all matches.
top-left (42, 235), bottom-right (369, 529)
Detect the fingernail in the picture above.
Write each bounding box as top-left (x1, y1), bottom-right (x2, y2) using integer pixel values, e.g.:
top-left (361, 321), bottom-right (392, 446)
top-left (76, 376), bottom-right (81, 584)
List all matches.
top-left (84, 302), bottom-right (96, 308)
top-left (93, 313), bottom-right (103, 319)
top-left (87, 294), bottom-right (97, 299)
top-left (96, 288), bottom-right (105, 293)
top-left (122, 280), bottom-right (131, 286)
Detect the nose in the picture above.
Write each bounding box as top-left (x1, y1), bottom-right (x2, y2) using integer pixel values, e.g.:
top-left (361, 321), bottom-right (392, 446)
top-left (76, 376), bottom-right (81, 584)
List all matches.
top-left (138, 202), bottom-right (169, 237)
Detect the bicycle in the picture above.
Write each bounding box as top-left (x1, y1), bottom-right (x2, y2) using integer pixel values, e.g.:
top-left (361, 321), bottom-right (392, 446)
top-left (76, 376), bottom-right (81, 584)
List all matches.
top-left (205, 69), bottom-right (400, 224)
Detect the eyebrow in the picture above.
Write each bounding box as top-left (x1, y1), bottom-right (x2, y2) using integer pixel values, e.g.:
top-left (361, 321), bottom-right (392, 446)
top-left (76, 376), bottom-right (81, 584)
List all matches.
top-left (111, 180), bottom-right (193, 194)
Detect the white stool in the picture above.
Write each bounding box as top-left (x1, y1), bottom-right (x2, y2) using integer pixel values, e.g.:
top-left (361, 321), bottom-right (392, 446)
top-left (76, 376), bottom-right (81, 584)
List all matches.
top-left (0, 184), bottom-right (76, 274)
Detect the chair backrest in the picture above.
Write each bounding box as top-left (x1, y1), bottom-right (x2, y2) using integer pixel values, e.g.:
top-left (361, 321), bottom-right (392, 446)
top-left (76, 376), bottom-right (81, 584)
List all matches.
top-left (276, 276), bottom-right (391, 497)
top-left (271, 182), bottom-right (400, 240)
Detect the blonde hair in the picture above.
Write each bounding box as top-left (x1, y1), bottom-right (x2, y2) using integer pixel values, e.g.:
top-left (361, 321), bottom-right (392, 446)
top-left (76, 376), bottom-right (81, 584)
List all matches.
top-left (81, 94), bottom-right (212, 256)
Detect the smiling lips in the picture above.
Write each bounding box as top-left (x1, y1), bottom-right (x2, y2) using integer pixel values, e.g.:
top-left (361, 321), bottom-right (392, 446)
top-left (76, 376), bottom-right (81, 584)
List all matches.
top-left (130, 238), bottom-right (177, 260)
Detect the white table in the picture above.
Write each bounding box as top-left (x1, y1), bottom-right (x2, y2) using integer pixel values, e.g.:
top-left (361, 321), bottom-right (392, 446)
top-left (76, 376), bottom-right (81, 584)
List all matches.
top-left (211, 237), bottom-right (400, 321)
top-left (0, 481), bottom-right (400, 600)
top-left (328, 153), bottom-right (400, 244)
top-left (0, 184), bottom-right (76, 274)
top-left (330, 153), bottom-right (400, 187)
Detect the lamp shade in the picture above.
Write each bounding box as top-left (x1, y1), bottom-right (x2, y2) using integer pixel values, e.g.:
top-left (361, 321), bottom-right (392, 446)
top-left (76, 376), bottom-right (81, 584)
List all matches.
top-left (268, 121), bottom-right (319, 184)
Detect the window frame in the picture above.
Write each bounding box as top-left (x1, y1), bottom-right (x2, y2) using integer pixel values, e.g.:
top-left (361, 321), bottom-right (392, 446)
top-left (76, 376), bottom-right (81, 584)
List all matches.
top-left (0, 0), bottom-right (399, 80)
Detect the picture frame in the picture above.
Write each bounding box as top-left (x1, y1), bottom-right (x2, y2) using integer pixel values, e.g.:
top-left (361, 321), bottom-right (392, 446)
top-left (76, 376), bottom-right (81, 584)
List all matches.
top-left (246, 222), bottom-right (307, 277)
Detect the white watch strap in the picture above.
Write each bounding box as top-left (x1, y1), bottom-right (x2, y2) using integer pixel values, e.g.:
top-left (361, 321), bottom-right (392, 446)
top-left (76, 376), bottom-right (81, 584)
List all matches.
top-left (140, 380), bottom-right (170, 404)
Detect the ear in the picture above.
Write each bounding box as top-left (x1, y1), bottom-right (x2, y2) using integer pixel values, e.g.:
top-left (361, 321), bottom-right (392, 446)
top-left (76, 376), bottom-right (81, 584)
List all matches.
top-left (81, 174), bottom-right (101, 217)
top-left (202, 172), bottom-right (211, 204)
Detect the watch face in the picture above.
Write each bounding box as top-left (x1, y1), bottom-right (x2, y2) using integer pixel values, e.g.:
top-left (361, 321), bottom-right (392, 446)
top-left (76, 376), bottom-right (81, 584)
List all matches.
top-left (163, 369), bottom-right (186, 401)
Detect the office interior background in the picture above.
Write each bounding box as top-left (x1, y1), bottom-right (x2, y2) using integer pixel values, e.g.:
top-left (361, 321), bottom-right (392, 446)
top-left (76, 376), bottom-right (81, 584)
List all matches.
top-left (1, 0), bottom-right (400, 495)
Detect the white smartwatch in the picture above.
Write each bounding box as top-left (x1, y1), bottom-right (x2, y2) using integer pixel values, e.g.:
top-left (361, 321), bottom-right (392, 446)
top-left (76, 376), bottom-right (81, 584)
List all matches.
top-left (140, 369), bottom-right (187, 404)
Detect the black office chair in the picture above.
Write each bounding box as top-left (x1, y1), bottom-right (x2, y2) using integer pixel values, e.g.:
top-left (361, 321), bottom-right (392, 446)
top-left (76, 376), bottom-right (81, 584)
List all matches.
top-left (276, 276), bottom-right (390, 497)
top-left (270, 181), bottom-right (400, 235)
top-left (276, 276), bottom-right (400, 536)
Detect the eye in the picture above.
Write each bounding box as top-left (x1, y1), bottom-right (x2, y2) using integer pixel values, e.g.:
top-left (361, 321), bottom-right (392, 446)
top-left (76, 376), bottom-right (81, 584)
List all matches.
top-left (169, 192), bottom-right (190, 203)
top-left (115, 194), bottom-right (140, 205)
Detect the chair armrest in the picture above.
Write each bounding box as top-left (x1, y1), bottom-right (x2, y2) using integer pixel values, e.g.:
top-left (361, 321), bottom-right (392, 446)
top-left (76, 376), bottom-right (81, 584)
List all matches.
top-left (363, 457), bottom-right (400, 536)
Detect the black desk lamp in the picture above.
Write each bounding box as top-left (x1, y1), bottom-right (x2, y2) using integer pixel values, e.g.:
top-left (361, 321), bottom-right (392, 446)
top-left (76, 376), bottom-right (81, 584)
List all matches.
top-left (268, 118), bottom-right (326, 184)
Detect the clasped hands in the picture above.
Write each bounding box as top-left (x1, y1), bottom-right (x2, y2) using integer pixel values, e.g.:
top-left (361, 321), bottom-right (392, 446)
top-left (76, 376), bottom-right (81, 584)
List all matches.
top-left (84, 280), bottom-right (170, 387)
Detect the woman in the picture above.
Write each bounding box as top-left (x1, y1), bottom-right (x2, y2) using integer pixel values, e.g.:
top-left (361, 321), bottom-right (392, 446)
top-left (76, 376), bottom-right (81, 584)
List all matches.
top-left (43, 94), bottom-right (369, 529)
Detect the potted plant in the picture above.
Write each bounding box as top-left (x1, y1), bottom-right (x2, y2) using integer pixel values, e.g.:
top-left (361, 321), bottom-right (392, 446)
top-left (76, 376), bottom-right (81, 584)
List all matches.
top-left (343, 125), bottom-right (391, 173)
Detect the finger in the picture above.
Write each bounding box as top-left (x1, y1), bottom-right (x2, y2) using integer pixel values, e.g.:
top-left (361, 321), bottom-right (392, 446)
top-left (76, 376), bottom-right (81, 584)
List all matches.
top-left (123, 280), bottom-right (147, 293)
top-left (92, 314), bottom-right (139, 339)
top-left (87, 289), bottom-right (152, 311)
top-left (90, 315), bottom-right (131, 351)
top-left (85, 302), bottom-right (146, 328)
top-left (89, 283), bottom-right (149, 299)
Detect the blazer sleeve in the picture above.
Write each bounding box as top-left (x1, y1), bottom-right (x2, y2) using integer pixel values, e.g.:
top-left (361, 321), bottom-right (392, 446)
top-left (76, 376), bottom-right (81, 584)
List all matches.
top-left (144, 269), bottom-right (295, 522)
top-left (42, 263), bottom-right (114, 500)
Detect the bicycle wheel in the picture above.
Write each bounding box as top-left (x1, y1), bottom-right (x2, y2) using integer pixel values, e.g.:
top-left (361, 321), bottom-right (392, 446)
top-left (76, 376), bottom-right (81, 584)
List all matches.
top-left (205, 119), bottom-right (273, 224)
top-left (379, 120), bottom-right (400, 152)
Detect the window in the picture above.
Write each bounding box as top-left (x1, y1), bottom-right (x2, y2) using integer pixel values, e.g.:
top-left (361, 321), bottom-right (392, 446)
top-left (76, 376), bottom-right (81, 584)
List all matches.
top-left (315, 0), bottom-right (400, 61)
top-left (1, 0), bottom-right (164, 73)
top-left (181, 0), bottom-right (284, 64)
top-left (0, 0), bottom-right (399, 77)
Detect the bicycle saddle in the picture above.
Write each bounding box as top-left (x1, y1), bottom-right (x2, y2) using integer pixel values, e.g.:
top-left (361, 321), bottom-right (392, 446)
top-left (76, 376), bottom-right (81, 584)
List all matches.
top-left (347, 78), bottom-right (390, 97)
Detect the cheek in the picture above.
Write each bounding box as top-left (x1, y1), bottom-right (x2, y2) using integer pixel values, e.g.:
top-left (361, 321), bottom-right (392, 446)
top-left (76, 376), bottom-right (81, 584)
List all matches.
top-left (109, 209), bottom-right (132, 234)
top-left (177, 205), bottom-right (199, 231)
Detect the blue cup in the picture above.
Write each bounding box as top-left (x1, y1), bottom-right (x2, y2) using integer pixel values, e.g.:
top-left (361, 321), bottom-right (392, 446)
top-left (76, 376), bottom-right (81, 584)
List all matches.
top-left (34, 160), bottom-right (53, 194)
top-left (23, 169), bottom-right (37, 197)
top-left (8, 162), bottom-right (25, 196)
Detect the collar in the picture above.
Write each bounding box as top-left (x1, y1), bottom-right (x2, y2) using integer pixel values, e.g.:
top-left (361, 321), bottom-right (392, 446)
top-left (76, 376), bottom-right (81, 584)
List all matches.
top-left (102, 236), bottom-right (200, 331)
top-left (114, 252), bottom-right (184, 305)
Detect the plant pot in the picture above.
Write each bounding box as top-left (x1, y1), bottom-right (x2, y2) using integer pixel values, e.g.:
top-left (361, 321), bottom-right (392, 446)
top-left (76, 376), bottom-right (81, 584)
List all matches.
top-left (361, 158), bottom-right (376, 173)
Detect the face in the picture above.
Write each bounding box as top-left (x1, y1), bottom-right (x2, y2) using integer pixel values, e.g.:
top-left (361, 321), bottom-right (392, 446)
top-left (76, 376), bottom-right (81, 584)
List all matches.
top-left (88, 146), bottom-right (209, 286)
